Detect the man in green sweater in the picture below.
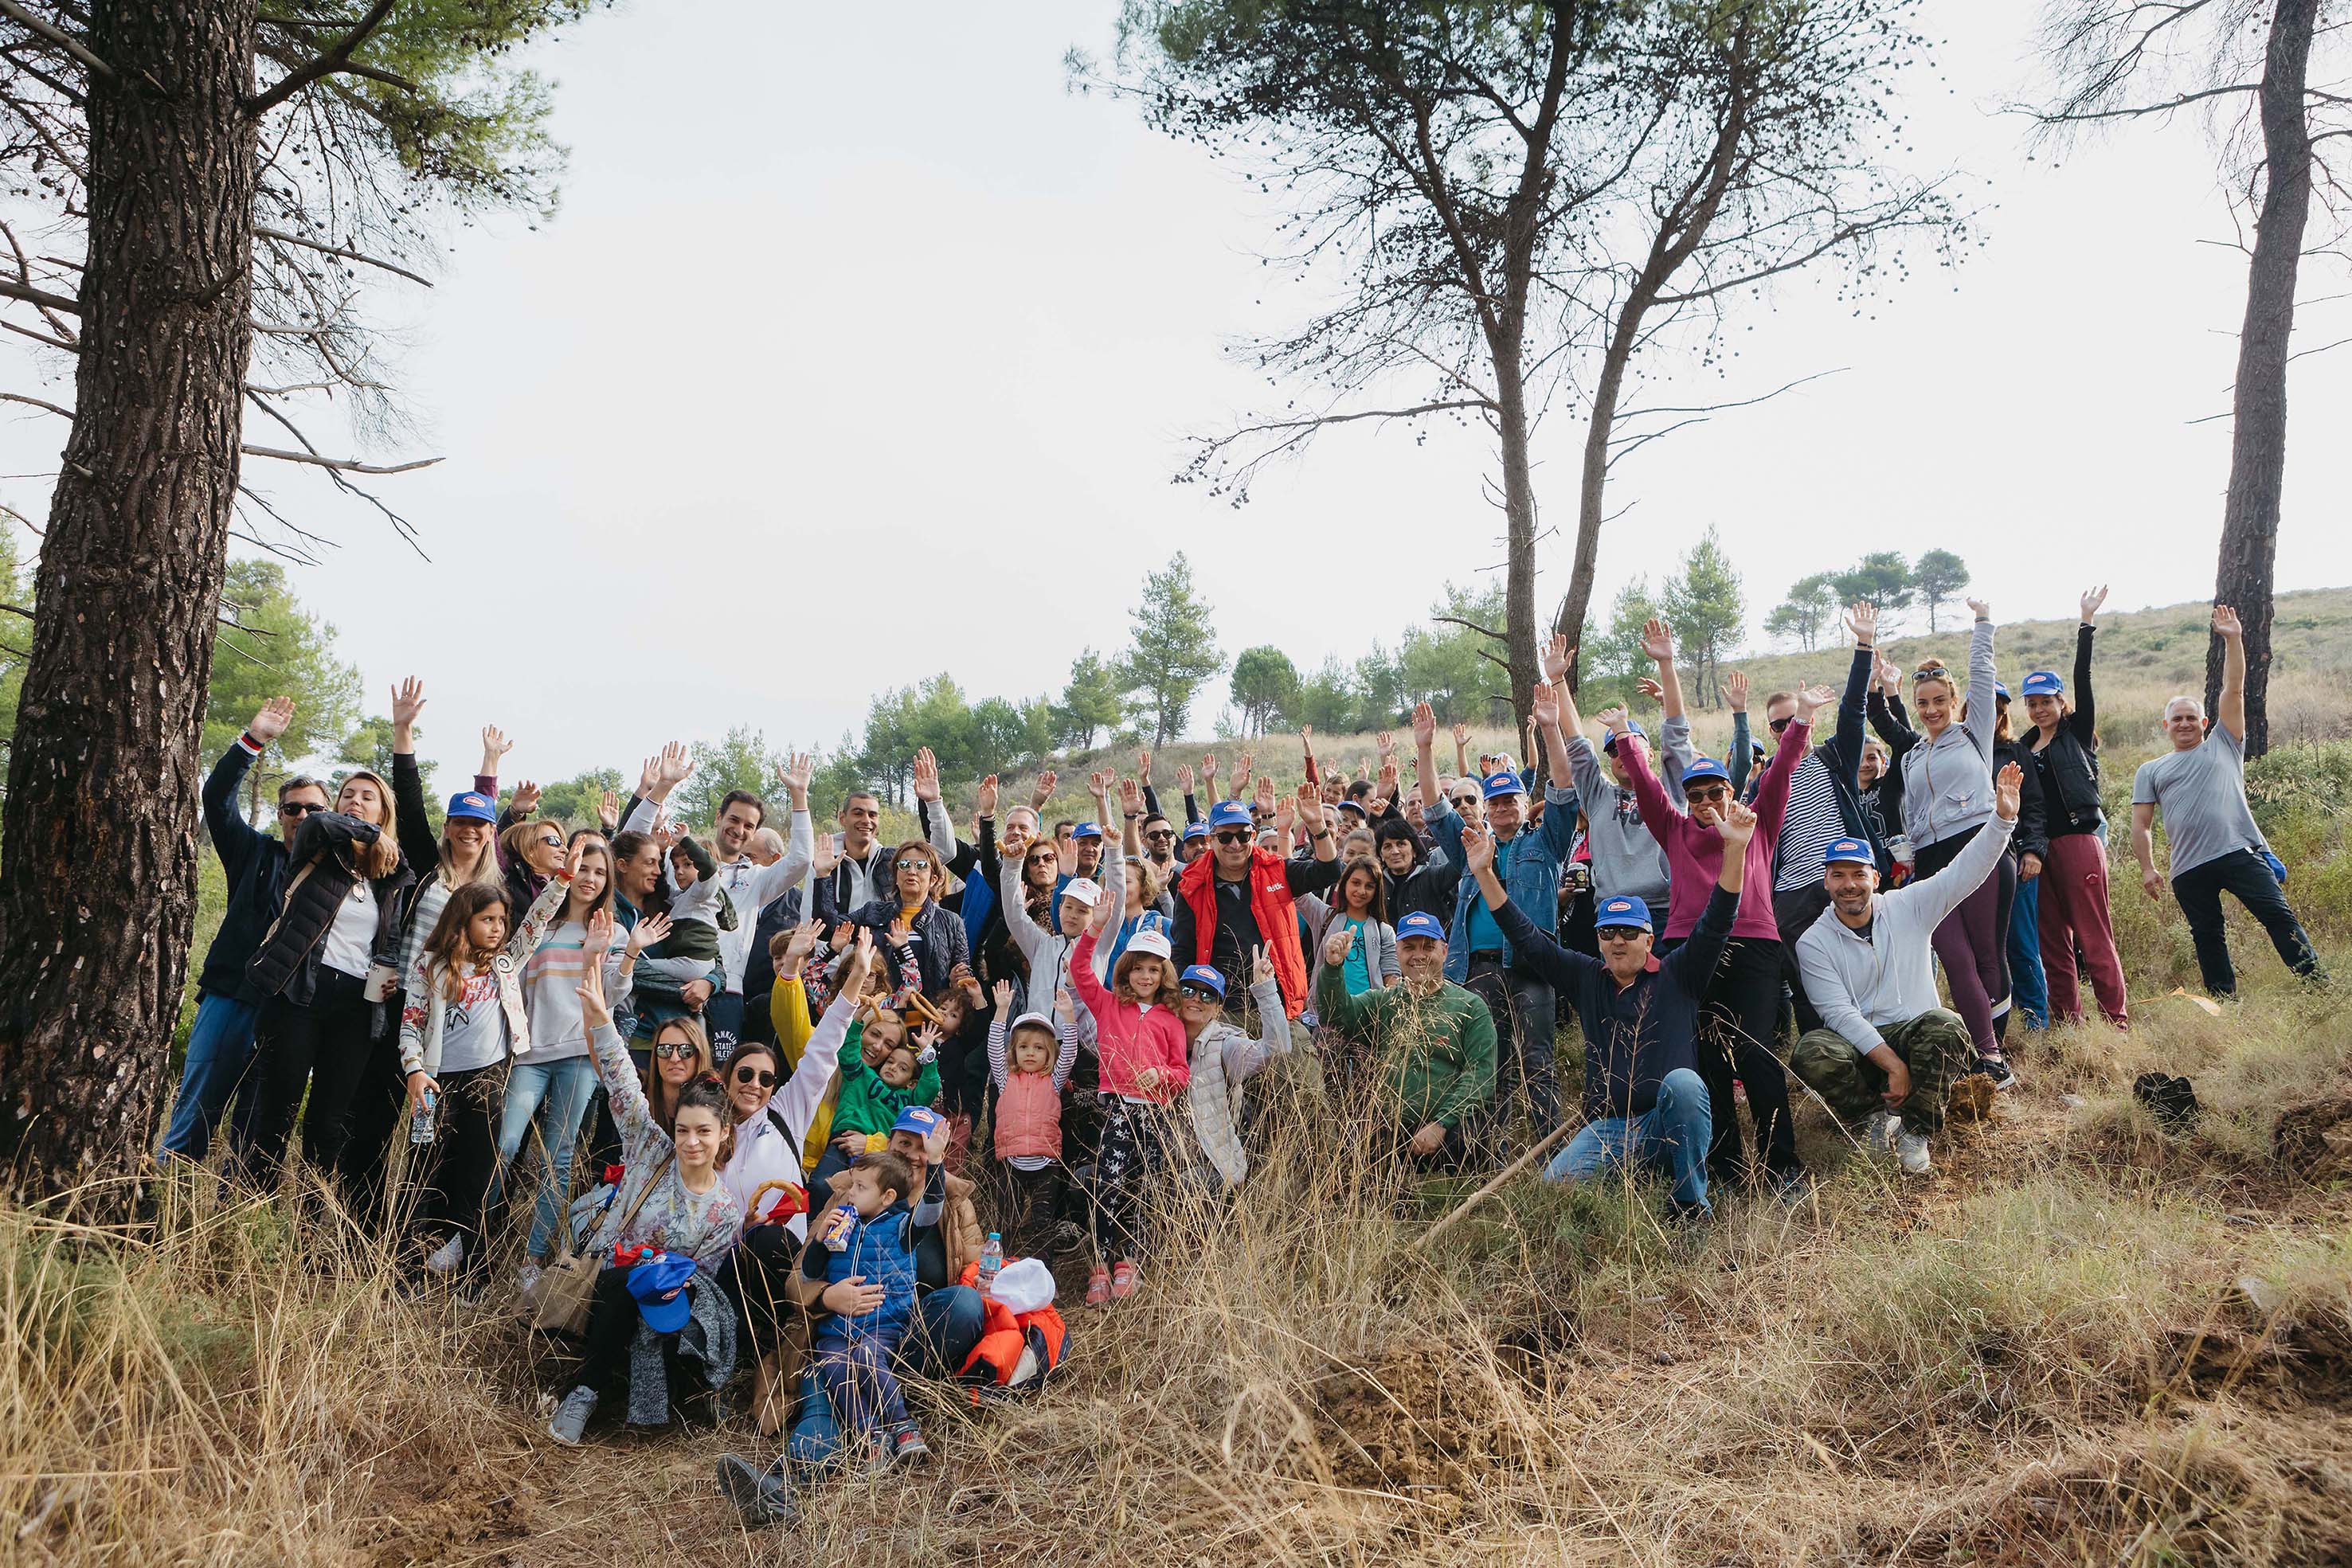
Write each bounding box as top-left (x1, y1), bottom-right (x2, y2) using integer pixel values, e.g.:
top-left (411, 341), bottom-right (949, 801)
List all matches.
top-left (1316, 910), bottom-right (1497, 1167)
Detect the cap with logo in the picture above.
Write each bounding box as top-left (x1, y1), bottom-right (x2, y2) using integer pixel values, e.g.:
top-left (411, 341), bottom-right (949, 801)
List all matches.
top-left (446, 791), bottom-right (497, 824)
top-left (1207, 800), bottom-right (1253, 831)
top-left (2020, 670), bottom-right (2064, 698)
top-left (1179, 964), bottom-right (1227, 998)
top-left (1395, 910), bottom-right (1447, 943)
top-left (1481, 771), bottom-right (1527, 800)
top-left (626, 1251), bottom-right (698, 1333)
top-left (1594, 894), bottom-right (1653, 934)
top-left (1823, 837), bottom-right (1876, 867)
top-left (1060, 878), bottom-right (1102, 905)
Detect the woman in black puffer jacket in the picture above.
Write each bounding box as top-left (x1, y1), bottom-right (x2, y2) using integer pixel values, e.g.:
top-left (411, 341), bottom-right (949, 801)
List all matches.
top-left (847, 839), bottom-right (969, 1004)
top-left (243, 768), bottom-right (411, 1195)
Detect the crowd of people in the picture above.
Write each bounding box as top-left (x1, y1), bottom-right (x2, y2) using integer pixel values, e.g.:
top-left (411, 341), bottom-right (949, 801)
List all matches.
top-left (158, 591), bottom-right (2325, 1520)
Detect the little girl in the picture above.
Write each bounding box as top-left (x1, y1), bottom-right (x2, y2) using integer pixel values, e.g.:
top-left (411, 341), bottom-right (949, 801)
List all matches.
top-left (1069, 892), bottom-right (1187, 1308)
top-left (812, 1011), bottom-right (939, 1187)
top-left (985, 979), bottom-right (1080, 1257)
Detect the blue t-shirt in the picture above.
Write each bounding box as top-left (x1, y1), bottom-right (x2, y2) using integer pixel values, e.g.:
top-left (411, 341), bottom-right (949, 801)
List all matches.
top-left (1337, 915), bottom-right (1372, 995)
top-left (1462, 836), bottom-right (1516, 955)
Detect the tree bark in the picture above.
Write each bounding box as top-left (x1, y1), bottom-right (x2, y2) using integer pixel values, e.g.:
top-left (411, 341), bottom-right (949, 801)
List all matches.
top-left (0, 0), bottom-right (258, 1206)
top-left (2205, 0), bottom-right (2315, 758)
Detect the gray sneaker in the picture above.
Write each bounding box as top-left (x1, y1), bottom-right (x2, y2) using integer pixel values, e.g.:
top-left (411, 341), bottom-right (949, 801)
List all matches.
top-left (716, 1453), bottom-right (795, 1526)
top-left (547, 1385), bottom-right (597, 1446)
top-left (1865, 1112), bottom-right (1899, 1153)
top-left (1895, 1128), bottom-right (1932, 1176)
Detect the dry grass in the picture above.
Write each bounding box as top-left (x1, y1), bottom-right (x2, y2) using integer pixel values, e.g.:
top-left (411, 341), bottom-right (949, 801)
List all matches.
top-left (12, 952), bottom-right (2352, 1566)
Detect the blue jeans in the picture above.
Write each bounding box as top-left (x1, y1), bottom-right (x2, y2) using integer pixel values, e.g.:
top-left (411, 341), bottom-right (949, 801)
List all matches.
top-left (2009, 875), bottom-right (2049, 1030)
top-left (788, 1285), bottom-right (987, 1468)
top-left (161, 993), bottom-right (262, 1161)
top-left (495, 1054), bottom-right (602, 1260)
top-left (1545, 1068), bottom-right (1712, 1213)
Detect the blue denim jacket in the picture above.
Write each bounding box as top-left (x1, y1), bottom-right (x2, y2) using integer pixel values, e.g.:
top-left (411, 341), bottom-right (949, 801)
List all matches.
top-left (1423, 779), bottom-right (1579, 983)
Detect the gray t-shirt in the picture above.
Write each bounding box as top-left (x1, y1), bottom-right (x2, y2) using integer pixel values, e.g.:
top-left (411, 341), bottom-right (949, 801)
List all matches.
top-left (2132, 721), bottom-right (2265, 878)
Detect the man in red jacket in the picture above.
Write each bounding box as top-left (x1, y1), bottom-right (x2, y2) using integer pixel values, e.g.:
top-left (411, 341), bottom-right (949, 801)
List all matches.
top-left (1171, 785), bottom-right (1340, 1025)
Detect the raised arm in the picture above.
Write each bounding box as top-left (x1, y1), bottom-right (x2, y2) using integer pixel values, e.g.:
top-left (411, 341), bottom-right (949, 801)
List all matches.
top-left (2213, 603), bottom-right (2247, 741)
top-left (1894, 761), bottom-right (2021, 929)
top-left (1961, 601), bottom-right (1997, 766)
top-left (1643, 618), bottom-right (1687, 725)
top-left (2072, 586), bottom-right (2104, 739)
top-left (1411, 702), bottom-right (1442, 812)
top-left (1723, 671), bottom-right (1751, 798)
top-left (385, 678), bottom-right (443, 875)
top-left (1608, 720), bottom-right (1678, 848)
top-left (747, 753), bottom-right (817, 907)
top-left (205, 700), bottom-right (282, 871)
top-left (1462, 823), bottom-right (1586, 991)
top-left (1833, 600), bottom-right (1878, 790)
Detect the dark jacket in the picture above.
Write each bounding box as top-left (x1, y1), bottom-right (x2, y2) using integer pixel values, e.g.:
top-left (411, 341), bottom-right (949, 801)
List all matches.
top-left (1994, 737), bottom-right (2049, 862)
top-left (238, 808), bottom-right (410, 1007)
top-left (1382, 856), bottom-right (1462, 928)
top-left (197, 738), bottom-right (295, 998)
top-left (2017, 624), bottom-right (2104, 839)
top-left (847, 894), bottom-right (970, 1001)
top-left (1497, 883), bottom-right (1735, 1122)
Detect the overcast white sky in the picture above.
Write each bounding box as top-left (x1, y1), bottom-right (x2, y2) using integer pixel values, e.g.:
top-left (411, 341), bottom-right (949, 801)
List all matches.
top-left (6, 0), bottom-right (2349, 788)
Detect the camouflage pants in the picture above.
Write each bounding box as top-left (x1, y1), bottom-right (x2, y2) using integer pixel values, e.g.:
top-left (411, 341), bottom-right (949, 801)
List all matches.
top-left (1790, 1009), bottom-right (1973, 1136)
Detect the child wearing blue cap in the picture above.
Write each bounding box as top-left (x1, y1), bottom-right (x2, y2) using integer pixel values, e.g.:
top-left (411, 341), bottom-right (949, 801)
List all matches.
top-left (802, 1148), bottom-right (934, 1472)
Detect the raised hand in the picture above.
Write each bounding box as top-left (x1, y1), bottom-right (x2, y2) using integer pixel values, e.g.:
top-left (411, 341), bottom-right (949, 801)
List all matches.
top-left (1376, 754), bottom-right (1399, 800)
top-left (1199, 754), bottom-right (1218, 788)
top-left (585, 906), bottom-right (614, 956)
top-left (1530, 679), bottom-right (1560, 728)
top-left (2212, 604), bottom-right (2242, 639)
top-left (480, 725), bottom-right (514, 773)
top-left (1250, 943), bottom-right (1273, 988)
top-left (1460, 823), bottom-right (1495, 876)
top-left (1637, 676), bottom-right (1665, 703)
top-left (1793, 682), bottom-right (1836, 721)
top-left (1640, 616), bottom-right (1675, 664)
top-left (1175, 761), bottom-right (1195, 795)
top-left (779, 921), bottom-right (819, 970)
top-left (1254, 773), bottom-right (1278, 813)
top-left (656, 741), bottom-right (695, 790)
top-left (651, 814), bottom-right (684, 853)
top-left (1321, 923), bottom-right (1354, 968)
top-left (1299, 724), bottom-right (1315, 754)
top-left (1723, 669), bottom-right (1750, 712)
top-left (597, 789), bottom-right (620, 831)
top-left (1993, 761), bottom-right (2023, 822)
top-left (1875, 652), bottom-right (1904, 694)
top-left (1054, 987), bottom-right (1075, 1022)
top-left (1411, 702), bottom-right (1436, 750)
top-left (512, 780), bottom-right (542, 817)
top-left (910, 747), bottom-right (941, 803)
top-left (2080, 585), bottom-right (2108, 624)
top-left (1119, 776), bottom-right (1145, 816)
top-left (574, 957), bottom-right (611, 1028)
top-left (1541, 632), bottom-right (1575, 685)
top-left (1716, 799), bottom-right (1759, 850)
top-left (777, 752), bottom-right (813, 807)
top-left (1449, 720), bottom-right (1470, 749)
top-left (248, 695), bottom-right (295, 745)
top-left (1234, 752), bottom-right (1255, 796)
top-left (1595, 705), bottom-right (1630, 737)
top-left (1136, 749), bottom-right (1153, 782)
top-left (1031, 768), bottom-right (1058, 807)
top-left (390, 676), bottom-right (426, 733)
top-left (992, 978), bottom-right (1015, 1013)
top-left (1965, 597), bottom-right (1991, 623)
top-left (976, 774), bottom-right (1000, 819)
top-left (563, 839), bottom-right (587, 882)
top-left (1846, 599), bottom-right (1880, 647)
top-left (1086, 768), bottom-right (1113, 805)
top-left (810, 831), bottom-right (840, 878)
top-left (626, 911), bottom-right (672, 958)
top-left (636, 753), bottom-right (663, 798)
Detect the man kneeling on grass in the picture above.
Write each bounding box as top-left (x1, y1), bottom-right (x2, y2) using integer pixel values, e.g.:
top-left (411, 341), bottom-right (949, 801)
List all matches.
top-left (1791, 762), bottom-right (2024, 1176)
top-left (1458, 803), bottom-right (1753, 1222)
top-left (1313, 909), bottom-right (1497, 1169)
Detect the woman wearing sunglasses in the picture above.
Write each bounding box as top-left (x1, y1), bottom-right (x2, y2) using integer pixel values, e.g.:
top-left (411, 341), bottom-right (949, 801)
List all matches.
top-left (845, 839), bottom-right (969, 1005)
top-left (718, 931), bottom-right (876, 1434)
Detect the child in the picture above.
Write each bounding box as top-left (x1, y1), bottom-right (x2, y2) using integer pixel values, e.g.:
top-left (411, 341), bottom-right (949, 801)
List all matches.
top-left (634, 820), bottom-right (738, 1033)
top-left (985, 979), bottom-right (1080, 1256)
top-left (802, 1150), bottom-right (933, 1472)
top-left (812, 1012), bottom-right (939, 1187)
top-left (1069, 890), bottom-right (1187, 1308)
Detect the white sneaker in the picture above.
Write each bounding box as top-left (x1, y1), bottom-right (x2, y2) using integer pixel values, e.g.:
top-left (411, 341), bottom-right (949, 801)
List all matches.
top-left (1865, 1112), bottom-right (1899, 1152)
top-left (515, 1260), bottom-right (543, 1296)
top-left (423, 1234), bottom-right (464, 1274)
top-left (1894, 1128), bottom-right (1931, 1176)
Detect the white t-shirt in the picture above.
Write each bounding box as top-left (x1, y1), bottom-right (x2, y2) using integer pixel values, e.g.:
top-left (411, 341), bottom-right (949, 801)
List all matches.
top-left (432, 968), bottom-right (507, 1073)
top-left (319, 879), bottom-right (376, 978)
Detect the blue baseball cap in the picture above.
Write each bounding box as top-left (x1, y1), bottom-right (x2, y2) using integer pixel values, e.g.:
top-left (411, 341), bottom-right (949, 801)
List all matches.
top-left (1207, 800), bottom-right (1252, 831)
top-left (1481, 770), bottom-right (1527, 800)
top-left (1594, 894), bottom-right (1653, 934)
top-left (2020, 670), bottom-right (2064, 698)
top-left (1181, 820), bottom-right (1207, 842)
top-left (1824, 837), bottom-right (1875, 867)
top-left (627, 1251), bottom-right (697, 1334)
top-left (1395, 911), bottom-right (1447, 944)
top-left (1994, 681), bottom-right (2012, 702)
top-left (1072, 822), bottom-right (1102, 841)
top-left (1335, 796), bottom-right (1368, 818)
top-left (1602, 717), bottom-right (1646, 756)
top-left (891, 1105), bottom-right (943, 1140)
top-left (446, 791), bottom-right (496, 824)
top-left (1681, 757), bottom-right (1731, 790)
top-left (1179, 964), bottom-right (1226, 998)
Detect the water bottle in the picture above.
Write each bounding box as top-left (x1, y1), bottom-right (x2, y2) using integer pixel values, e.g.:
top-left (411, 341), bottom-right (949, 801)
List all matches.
top-left (977, 1232), bottom-right (1004, 1294)
top-left (407, 1087), bottom-right (436, 1145)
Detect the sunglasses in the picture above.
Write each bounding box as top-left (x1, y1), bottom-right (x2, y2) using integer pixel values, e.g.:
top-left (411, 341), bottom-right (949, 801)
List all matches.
top-left (895, 859), bottom-right (931, 873)
top-left (1180, 983), bottom-right (1221, 1001)
top-left (1024, 853), bottom-right (1056, 866)
top-left (278, 800), bottom-right (321, 816)
top-left (538, 835), bottom-right (563, 850)
top-left (1145, 827), bottom-right (1176, 840)
top-left (652, 1041), bottom-right (696, 1061)
top-left (1597, 927), bottom-right (1646, 942)
top-left (733, 1064), bottom-right (777, 1088)
top-left (1214, 829), bottom-right (1251, 845)
top-left (1685, 784), bottom-right (1730, 803)
top-left (1768, 715), bottom-right (1793, 734)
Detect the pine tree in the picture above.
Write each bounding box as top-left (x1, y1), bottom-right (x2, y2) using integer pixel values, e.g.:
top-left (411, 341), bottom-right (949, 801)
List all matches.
top-left (1118, 553), bottom-right (1226, 747)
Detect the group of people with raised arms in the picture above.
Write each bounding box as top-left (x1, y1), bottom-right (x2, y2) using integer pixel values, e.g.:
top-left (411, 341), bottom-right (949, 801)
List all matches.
top-left (156, 588), bottom-right (2321, 1521)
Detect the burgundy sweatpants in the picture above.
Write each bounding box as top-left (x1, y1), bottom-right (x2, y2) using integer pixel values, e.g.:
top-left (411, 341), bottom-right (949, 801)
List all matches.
top-left (2037, 832), bottom-right (2128, 1025)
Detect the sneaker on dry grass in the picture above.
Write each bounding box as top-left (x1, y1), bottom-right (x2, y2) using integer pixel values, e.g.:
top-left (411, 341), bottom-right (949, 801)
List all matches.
top-left (1978, 1053), bottom-right (2017, 1092)
top-left (423, 1234), bottom-right (464, 1275)
top-left (1109, 1261), bottom-right (1141, 1300)
top-left (715, 1453), bottom-right (795, 1526)
top-left (547, 1386), bottom-right (597, 1446)
top-left (890, 1425), bottom-right (932, 1465)
top-left (1895, 1128), bottom-right (1932, 1176)
top-left (1865, 1112), bottom-right (1899, 1153)
top-left (1085, 1266), bottom-right (1111, 1308)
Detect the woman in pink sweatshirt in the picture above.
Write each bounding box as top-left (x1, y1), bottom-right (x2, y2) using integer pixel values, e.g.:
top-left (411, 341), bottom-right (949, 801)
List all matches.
top-left (1070, 886), bottom-right (1188, 1308)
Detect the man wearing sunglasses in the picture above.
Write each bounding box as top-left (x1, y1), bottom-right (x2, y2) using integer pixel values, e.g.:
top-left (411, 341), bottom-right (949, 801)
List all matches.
top-left (165, 697), bottom-right (334, 1161)
top-left (1412, 694), bottom-right (1580, 1156)
top-left (1171, 782), bottom-right (1341, 1026)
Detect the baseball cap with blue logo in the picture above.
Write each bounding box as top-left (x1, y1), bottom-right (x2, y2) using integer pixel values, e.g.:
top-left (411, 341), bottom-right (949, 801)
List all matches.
top-left (892, 1105), bottom-right (943, 1140)
top-left (1481, 770), bottom-right (1527, 800)
top-left (1594, 894), bottom-right (1653, 934)
top-left (1179, 964), bottom-right (1226, 998)
top-left (1824, 837), bottom-right (1876, 867)
top-left (1207, 800), bottom-right (1253, 831)
top-left (1603, 717), bottom-right (1646, 757)
top-left (1681, 757), bottom-right (1731, 791)
top-left (1072, 822), bottom-right (1102, 841)
top-left (446, 791), bottom-right (497, 825)
top-left (2020, 670), bottom-right (2064, 699)
top-left (1395, 911), bottom-right (1448, 943)
top-left (1181, 820), bottom-right (1207, 842)
top-left (626, 1251), bottom-right (697, 1333)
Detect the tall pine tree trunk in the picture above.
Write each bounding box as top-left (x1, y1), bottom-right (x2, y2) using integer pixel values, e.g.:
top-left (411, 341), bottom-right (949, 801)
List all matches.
top-left (0, 0), bottom-right (257, 1206)
top-left (2205, 0), bottom-right (2315, 757)
top-left (1495, 355), bottom-right (1539, 736)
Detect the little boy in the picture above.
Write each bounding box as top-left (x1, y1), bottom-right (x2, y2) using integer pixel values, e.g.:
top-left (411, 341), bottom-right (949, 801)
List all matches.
top-left (813, 1021), bottom-right (939, 1184)
top-left (806, 1150), bottom-right (932, 1470)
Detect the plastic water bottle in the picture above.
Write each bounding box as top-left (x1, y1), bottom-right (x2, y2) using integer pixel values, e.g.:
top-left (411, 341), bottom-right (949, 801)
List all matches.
top-left (408, 1087), bottom-right (436, 1145)
top-left (977, 1232), bottom-right (1004, 1294)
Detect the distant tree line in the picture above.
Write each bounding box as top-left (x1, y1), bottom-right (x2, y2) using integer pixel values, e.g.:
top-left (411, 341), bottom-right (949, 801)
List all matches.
top-left (1765, 549), bottom-right (1970, 649)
